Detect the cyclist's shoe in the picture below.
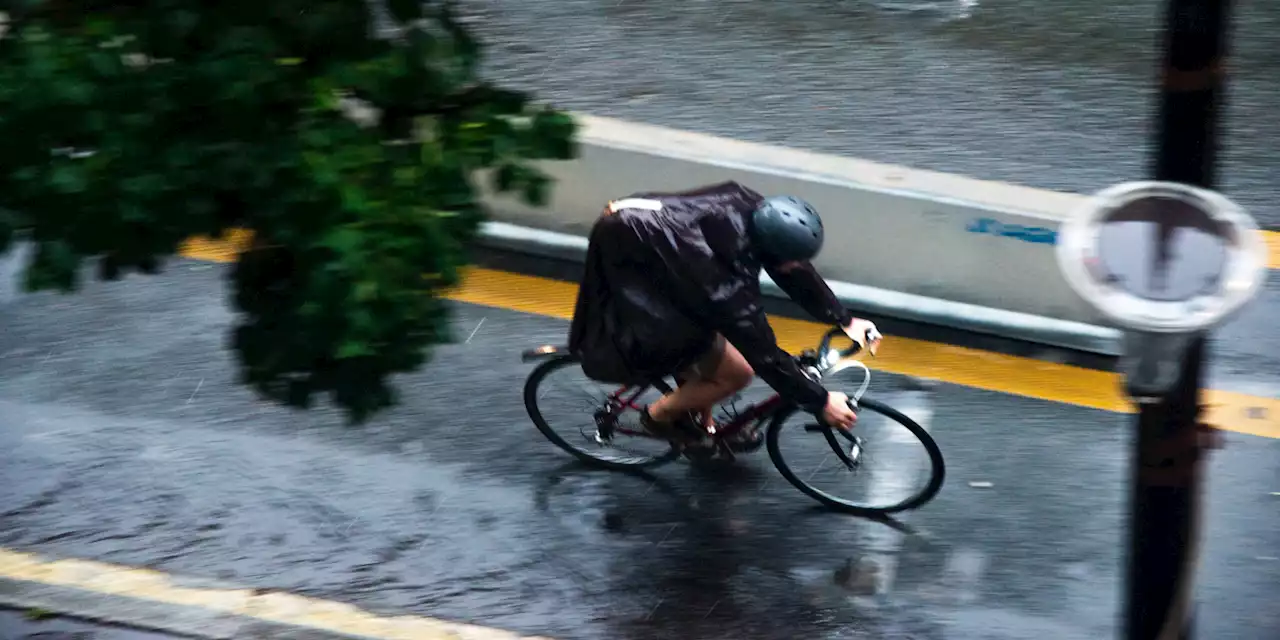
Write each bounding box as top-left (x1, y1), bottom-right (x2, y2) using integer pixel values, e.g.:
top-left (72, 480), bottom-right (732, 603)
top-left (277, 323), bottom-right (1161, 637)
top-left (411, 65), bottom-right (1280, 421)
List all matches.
top-left (640, 407), bottom-right (710, 447)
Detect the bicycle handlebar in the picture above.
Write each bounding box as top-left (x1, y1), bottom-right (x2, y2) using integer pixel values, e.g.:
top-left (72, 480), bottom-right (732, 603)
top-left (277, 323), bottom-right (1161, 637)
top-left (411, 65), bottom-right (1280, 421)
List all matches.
top-left (812, 325), bottom-right (875, 411)
top-left (817, 326), bottom-right (864, 362)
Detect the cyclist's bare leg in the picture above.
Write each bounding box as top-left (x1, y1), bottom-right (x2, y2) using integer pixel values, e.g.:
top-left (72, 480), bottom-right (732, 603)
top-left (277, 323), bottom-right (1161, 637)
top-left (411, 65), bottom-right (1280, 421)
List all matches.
top-left (648, 337), bottom-right (753, 428)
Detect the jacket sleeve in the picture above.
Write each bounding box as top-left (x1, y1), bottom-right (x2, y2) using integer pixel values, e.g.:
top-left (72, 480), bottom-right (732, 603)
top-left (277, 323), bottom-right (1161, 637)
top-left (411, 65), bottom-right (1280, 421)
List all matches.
top-left (664, 253), bottom-right (830, 414)
top-left (764, 261), bottom-right (854, 327)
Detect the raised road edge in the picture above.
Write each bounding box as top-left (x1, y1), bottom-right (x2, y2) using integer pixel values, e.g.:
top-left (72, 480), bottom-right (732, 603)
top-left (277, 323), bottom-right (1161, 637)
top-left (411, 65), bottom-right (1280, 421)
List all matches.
top-left (477, 221), bottom-right (1124, 356)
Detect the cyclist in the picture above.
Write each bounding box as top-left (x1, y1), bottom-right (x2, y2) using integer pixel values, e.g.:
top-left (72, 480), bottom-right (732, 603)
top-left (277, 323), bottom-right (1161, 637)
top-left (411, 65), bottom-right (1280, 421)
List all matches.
top-left (567, 181), bottom-right (881, 445)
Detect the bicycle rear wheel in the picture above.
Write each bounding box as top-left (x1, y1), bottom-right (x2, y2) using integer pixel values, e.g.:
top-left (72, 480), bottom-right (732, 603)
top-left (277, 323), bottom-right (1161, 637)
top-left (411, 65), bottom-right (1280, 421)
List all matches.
top-left (766, 396), bottom-right (945, 515)
top-left (524, 354), bottom-right (681, 471)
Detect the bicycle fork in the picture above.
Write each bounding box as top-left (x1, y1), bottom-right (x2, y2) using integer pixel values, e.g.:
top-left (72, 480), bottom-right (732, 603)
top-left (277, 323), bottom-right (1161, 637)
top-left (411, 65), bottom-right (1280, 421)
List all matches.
top-left (804, 406), bottom-right (865, 471)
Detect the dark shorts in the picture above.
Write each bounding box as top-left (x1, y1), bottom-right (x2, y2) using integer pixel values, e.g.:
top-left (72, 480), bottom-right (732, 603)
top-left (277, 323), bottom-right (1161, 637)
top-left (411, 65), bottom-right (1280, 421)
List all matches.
top-left (675, 333), bottom-right (727, 382)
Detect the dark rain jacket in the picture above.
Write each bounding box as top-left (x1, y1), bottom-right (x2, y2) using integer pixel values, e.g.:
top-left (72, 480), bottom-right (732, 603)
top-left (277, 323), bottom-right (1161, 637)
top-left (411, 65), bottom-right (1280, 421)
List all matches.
top-left (567, 181), bottom-right (854, 414)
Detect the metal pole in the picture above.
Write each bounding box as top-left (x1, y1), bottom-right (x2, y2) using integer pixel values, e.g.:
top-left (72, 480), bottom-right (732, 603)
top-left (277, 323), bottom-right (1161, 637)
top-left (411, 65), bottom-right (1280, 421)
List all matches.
top-left (1125, 1), bottom-right (1231, 638)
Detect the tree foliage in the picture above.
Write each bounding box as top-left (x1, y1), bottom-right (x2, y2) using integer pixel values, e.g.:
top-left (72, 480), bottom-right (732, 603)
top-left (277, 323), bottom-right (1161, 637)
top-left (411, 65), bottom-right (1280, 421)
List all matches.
top-left (0, 0), bottom-right (577, 423)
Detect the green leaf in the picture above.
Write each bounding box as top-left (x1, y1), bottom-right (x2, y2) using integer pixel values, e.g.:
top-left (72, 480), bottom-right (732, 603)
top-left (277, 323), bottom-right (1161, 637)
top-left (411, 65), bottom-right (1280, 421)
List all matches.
top-left (339, 184), bottom-right (371, 214)
top-left (437, 1), bottom-right (479, 75)
top-left (25, 240), bottom-right (79, 292)
top-left (492, 162), bottom-right (519, 193)
top-left (323, 227), bottom-right (362, 255)
top-left (87, 50), bottom-right (120, 77)
top-left (337, 340), bottom-right (373, 359)
top-left (487, 88), bottom-right (528, 114)
top-left (530, 110), bottom-right (579, 159)
top-left (521, 170), bottom-right (551, 207)
top-left (392, 166), bottom-right (419, 188)
top-left (49, 163), bottom-right (89, 194)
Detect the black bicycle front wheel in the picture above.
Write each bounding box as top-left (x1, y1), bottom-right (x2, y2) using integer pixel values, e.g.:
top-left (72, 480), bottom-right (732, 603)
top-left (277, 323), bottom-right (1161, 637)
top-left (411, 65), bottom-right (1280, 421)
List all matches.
top-left (524, 354), bottom-right (681, 471)
top-left (766, 396), bottom-right (945, 515)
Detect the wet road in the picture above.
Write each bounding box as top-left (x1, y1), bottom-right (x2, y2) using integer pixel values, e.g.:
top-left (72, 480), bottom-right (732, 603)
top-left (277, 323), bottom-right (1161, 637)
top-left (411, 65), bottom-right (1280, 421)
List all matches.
top-left (1205, 271), bottom-right (1280, 393)
top-left (1, 260), bottom-right (1278, 639)
top-left (468, 0), bottom-right (1280, 228)
top-left (0, 609), bottom-right (182, 639)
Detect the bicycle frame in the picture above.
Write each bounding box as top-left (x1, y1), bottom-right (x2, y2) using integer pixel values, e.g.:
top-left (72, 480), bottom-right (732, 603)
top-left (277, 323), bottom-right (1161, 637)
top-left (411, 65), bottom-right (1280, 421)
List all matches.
top-left (603, 327), bottom-right (874, 443)
top-left (605, 383), bottom-right (787, 440)
top-left (524, 326), bottom-right (874, 445)
top-left (711, 393), bottom-right (786, 438)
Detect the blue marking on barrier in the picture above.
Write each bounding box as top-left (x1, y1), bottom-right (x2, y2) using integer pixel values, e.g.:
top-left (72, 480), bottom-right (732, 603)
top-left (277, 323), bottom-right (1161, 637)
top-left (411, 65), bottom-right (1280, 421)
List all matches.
top-left (966, 217), bottom-right (1058, 245)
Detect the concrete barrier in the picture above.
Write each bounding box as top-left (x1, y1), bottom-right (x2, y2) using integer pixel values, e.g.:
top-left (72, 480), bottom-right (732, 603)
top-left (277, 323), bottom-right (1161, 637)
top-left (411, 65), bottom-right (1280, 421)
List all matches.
top-left (479, 114), bottom-right (1124, 355)
top-left (3, 112), bottom-right (1193, 356)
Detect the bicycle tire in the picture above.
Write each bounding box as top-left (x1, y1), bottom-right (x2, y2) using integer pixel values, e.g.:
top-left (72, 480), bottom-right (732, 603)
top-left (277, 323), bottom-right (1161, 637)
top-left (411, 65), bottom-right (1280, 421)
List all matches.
top-left (524, 354), bottom-right (682, 471)
top-left (765, 396), bottom-right (945, 515)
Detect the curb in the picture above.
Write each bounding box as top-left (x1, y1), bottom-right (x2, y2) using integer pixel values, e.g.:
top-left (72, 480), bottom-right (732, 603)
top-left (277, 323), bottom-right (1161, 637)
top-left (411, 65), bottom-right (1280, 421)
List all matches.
top-left (478, 221), bottom-right (1123, 356)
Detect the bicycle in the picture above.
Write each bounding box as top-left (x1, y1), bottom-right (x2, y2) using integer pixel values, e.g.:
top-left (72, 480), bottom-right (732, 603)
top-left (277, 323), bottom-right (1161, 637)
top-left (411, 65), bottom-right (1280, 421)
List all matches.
top-left (520, 327), bottom-right (946, 515)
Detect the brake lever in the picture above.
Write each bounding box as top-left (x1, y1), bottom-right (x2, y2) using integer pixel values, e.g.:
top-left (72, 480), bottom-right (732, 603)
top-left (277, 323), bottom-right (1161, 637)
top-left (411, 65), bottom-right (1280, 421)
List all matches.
top-left (861, 327), bottom-right (882, 358)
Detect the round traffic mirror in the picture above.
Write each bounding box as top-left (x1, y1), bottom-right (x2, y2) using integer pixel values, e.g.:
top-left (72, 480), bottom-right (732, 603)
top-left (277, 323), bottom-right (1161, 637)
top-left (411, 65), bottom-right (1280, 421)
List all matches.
top-left (1092, 195), bottom-right (1231, 302)
top-left (1057, 181), bottom-right (1266, 334)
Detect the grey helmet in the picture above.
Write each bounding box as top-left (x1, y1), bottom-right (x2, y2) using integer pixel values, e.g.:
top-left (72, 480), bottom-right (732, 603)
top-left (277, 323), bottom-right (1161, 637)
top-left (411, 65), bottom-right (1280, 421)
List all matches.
top-left (748, 195), bottom-right (825, 263)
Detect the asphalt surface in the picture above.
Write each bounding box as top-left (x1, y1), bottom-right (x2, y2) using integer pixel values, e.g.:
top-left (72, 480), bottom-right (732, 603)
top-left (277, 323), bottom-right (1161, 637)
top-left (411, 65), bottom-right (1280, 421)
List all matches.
top-left (467, 0), bottom-right (1280, 229)
top-left (0, 609), bottom-right (183, 640)
top-left (1, 260), bottom-right (1278, 639)
top-left (1206, 271), bottom-right (1280, 398)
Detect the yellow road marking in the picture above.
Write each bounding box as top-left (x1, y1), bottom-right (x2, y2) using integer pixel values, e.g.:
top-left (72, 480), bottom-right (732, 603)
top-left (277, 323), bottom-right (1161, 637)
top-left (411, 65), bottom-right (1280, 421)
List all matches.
top-left (0, 548), bottom-right (553, 640)
top-left (177, 231), bottom-right (1280, 440)
top-left (1265, 230), bottom-right (1280, 270)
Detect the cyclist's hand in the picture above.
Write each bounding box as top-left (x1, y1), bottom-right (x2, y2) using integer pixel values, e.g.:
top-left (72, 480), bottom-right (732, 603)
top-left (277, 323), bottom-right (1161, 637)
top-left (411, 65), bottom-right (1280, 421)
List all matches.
top-left (822, 391), bottom-right (857, 430)
top-left (843, 318), bottom-right (882, 356)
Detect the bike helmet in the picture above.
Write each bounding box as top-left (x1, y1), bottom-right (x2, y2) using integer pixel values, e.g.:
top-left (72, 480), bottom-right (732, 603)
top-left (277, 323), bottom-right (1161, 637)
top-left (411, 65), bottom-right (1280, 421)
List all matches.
top-left (749, 195), bottom-right (825, 263)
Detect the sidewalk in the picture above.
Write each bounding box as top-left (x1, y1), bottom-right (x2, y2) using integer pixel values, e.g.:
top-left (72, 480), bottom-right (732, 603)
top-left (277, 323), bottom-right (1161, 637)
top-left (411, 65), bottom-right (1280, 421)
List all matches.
top-left (0, 608), bottom-right (187, 640)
